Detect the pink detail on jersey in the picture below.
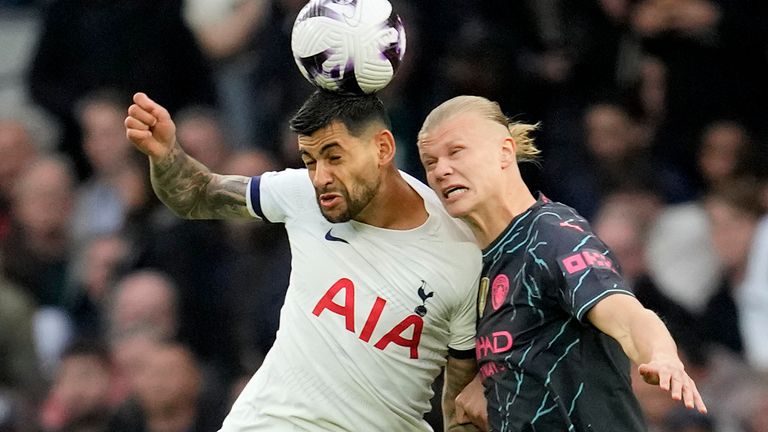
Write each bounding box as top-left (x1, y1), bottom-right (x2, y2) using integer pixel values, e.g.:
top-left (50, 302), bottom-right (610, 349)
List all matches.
top-left (374, 315), bottom-right (423, 359)
top-left (583, 250), bottom-right (612, 269)
top-left (491, 274), bottom-right (509, 311)
top-left (479, 362), bottom-right (506, 378)
top-left (559, 221), bottom-right (585, 232)
top-left (312, 278), bottom-right (424, 359)
top-left (561, 250), bottom-right (616, 275)
top-left (359, 297), bottom-right (386, 342)
top-left (476, 331), bottom-right (514, 359)
top-left (562, 253), bottom-right (587, 274)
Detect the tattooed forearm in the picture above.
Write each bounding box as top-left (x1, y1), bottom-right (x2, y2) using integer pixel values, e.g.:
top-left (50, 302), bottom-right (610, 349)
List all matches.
top-left (443, 357), bottom-right (481, 431)
top-left (149, 142), bottom-right (251, 219)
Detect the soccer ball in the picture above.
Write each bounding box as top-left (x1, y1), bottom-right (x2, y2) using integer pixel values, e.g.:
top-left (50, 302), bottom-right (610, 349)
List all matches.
top-left (291, 0), bottom-right (406, 94)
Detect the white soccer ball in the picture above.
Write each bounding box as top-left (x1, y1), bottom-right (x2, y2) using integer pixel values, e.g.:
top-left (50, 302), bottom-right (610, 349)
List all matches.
top-left (291, 0), bottom-right (407, 94)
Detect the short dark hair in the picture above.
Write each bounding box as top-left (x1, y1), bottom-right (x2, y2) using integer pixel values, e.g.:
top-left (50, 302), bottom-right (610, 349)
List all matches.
top-left (289, 89), bottom-right (391, 137)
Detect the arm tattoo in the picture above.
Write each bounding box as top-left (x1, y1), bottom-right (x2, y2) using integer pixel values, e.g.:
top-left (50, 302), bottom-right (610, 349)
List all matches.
top-left (150, 142), bottom-right (252, 219)
top-left (443, 357), bottom-right (481, 432)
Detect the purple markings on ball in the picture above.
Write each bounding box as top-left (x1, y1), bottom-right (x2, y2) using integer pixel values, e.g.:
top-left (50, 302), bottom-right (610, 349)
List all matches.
top-left (299, 49), bottom-right (334, 79)
top-left (380, 12), bottom-right (405, 73)
top-left (335, 60), bottom-right (363, 95)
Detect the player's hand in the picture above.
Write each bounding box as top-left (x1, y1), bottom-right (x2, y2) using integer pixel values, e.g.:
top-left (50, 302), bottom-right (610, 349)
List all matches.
top-left (638, 356), bottom-right (707, 414)
top-left (455, 375), bottom-right (489, 431)
top-left (125, 92), bottom-right (177, 161)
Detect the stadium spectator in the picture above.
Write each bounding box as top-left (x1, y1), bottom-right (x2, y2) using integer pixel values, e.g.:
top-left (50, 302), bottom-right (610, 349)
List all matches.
top-left (107, 270), bottom-right (179, 343)
top-left (642, 117), bottom-right (758, 316)
top-left (593, 191), bottom-right (699, 348)
top-left (1, 155), bottom-right (76, 308)
top-left (0, 259), bottom-right (43, 432)
top-left (696, 120), bottom-right (756, 192)
top-left (65, 234), bottom-right (132, 340)
top-left (738, 214), bottom-right (768, 371)
top-left (242, 0), bottom-right (314, 157)
top-left (631, 0), bottom-right (768, 180)
top-left (175, 106), bottom-right (235, 173)
top-left (701, 179), bottom-right (765, 355)
top-left (183, 0), bottom-right (269, 150)
top-left (70, 90), bottom-right (145, 249)
top-left (545, 100), bottom-right (693, 219)
top-left (39, 340), bottom-right (121, 432)
top-left (219, 151), bottom-right (289, 373)
top-left (109, 341), bottom-right (227, 432)
top-left (27, 0), bottom-right (216, 178)
top-left (0, 106), bottom-right (56, 243)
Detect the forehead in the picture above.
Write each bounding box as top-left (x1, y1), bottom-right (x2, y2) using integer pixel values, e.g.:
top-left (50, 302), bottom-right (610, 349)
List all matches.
top-left (297, 121), bottom-right (355, 151)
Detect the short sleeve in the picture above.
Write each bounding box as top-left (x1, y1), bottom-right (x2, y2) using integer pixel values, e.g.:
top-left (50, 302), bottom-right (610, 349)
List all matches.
top-left (448, 274), bottom-right (480, 355)
top-left (246, 169), bottom-right (316, 223)
top-left (542, 214), bottom-right (634, 323)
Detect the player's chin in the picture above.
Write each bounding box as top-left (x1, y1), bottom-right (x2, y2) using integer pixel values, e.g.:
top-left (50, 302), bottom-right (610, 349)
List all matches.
top-left (321, 208), bottom-right (352, 224)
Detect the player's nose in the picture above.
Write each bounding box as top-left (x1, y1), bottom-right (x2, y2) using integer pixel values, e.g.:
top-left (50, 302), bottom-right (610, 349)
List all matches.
top-left (311, 161), bottom-right (334, 188)
top-left (433, 157), bottom-right (454, 180)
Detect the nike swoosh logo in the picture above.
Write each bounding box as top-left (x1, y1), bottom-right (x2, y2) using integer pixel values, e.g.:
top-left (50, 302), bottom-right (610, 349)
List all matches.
top-left (559, 221), bottom-right (585, 233)
top-left (325, 229), bottom-right (349, 244)
top-left (327, 0), bottom-right (363, 28)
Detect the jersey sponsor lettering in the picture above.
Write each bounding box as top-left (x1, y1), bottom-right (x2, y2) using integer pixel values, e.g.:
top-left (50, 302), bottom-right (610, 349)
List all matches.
top-left (479, 361), bottom-right (507, 379)
top-left (476, 331), bottom-right (514, 359)
top-left (312, 278), bottom-right (424, 359)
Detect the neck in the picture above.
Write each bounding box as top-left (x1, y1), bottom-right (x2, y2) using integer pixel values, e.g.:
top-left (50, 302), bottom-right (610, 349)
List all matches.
top-left (357, 168), bottom-right (427, 229)
top-left (465, 181), bottom-right (536, 249)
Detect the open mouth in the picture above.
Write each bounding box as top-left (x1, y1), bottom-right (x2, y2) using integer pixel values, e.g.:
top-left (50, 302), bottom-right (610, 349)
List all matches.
top-left (319, 193), bottom-right (342, 208)
top-left (443, 186), bottom-right (468, 199)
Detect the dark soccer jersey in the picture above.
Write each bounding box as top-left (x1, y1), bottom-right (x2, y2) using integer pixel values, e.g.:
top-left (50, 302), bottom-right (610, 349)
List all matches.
top-left (476, 195), bottom-right (646, 432)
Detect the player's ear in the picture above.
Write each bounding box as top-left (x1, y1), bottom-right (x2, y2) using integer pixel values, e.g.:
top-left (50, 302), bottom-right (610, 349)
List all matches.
top-left (375, 129), bottom-right (396, 165)
top-left (500, 136), bottom-right (516, 168)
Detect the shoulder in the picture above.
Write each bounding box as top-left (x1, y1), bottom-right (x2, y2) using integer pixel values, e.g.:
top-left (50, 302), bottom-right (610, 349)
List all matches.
top-left (522, 200), bottom-right (612, 269)
top-left (252, 168), bottom-right (315, 221)
top-left (531, 200), bottom-right (595, 241)
top-left (258, 168), bottom-right (312, 192)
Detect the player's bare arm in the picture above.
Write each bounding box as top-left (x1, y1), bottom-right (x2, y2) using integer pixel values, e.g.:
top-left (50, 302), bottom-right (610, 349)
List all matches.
top-left (587, 294), bottom-right (708, 414)
top-left (443, 357), bottom-right (482, 432)
top-left (149, 143), bottom-right (251, 219)
top-left (125, 92), bottom-right (251, 220)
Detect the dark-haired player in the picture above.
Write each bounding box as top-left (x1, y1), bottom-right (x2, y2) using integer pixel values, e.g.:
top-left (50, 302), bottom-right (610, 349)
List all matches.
top-left (418, 95), bottom-right (707, 431)
top-left (125, 91), bottom-right (482, 431)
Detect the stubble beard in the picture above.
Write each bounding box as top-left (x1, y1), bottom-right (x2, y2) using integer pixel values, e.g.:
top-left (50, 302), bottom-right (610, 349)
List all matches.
top-left (317, 178), bottom-right (379, 224)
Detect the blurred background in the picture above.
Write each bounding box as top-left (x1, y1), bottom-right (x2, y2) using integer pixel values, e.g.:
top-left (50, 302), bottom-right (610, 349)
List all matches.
top-left (0, 0), bottom-right (767, 431)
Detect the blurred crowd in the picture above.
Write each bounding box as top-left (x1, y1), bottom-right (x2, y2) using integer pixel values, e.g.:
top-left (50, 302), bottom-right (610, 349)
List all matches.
top-left (0, 0), bottom-right (767, 431)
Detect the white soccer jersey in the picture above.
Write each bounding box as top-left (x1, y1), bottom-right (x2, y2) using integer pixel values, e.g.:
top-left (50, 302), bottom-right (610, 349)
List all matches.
top-left (220, 169), bottom-right (481, 432)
